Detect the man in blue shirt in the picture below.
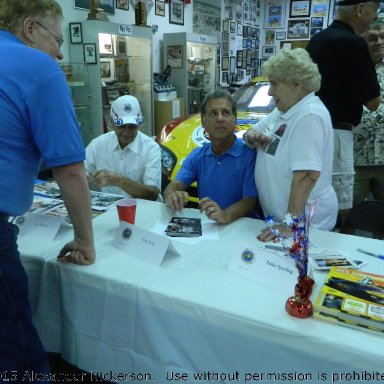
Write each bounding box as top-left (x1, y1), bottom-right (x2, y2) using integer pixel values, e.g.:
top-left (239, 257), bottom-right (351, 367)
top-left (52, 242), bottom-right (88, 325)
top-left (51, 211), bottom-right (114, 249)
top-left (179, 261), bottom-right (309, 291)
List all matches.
top-left (163, 90), bottom-right (258, 224)
top-left (0, 0), bottom-right (95, 379)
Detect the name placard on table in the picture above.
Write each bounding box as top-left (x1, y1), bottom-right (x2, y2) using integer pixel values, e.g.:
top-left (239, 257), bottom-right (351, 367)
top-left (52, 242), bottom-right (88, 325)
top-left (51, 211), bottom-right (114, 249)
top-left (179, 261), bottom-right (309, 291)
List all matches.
top-left (228, 243), bottom-right (299, 293)
top-left (113, 221), bottom-right (180, 266)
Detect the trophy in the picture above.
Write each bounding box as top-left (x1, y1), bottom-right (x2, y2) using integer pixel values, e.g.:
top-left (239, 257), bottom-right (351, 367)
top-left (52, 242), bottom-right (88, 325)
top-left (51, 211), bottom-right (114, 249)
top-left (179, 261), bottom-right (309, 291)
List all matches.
top-left (87, 0), bottom-right (108, 21)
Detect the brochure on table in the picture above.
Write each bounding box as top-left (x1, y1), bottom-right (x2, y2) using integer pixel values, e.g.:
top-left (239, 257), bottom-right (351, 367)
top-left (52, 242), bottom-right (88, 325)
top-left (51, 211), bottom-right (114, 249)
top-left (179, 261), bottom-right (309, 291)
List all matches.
top-left (113, 221), bottom-right (180, 266)
top-left (228, 243), bottom-right (299, 294)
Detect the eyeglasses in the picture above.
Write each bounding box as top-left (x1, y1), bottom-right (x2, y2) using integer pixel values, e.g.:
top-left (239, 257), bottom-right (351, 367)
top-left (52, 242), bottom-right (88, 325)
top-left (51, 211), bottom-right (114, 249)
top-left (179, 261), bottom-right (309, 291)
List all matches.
top-left (34, 20), bottom-right (64, 48)
top-left (363, 2), bottom-right (381, 15)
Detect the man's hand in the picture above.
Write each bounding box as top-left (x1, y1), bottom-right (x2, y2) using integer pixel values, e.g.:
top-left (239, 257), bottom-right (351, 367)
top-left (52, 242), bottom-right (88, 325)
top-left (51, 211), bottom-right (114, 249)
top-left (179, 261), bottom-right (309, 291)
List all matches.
top-left (89, 169), bottom-right (120, 188)
top-left (165, 191), bottom-right (190, 211)
top-left (199, 197), bottom-right (229, 224)
top-left (57, 240), bottom-right (96, 265)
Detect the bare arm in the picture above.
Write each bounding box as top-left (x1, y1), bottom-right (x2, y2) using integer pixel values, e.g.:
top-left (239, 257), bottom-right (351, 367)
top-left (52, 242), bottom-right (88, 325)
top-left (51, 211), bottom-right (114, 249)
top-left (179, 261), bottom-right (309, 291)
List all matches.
top-left (199, 196), bottom-right (257, 224)
top-left (365, 96), bottom-right (381, 111)
top-left (89, 170), bottom-right (159, 200)
top-left (163, 180), bottom-right (189, 211)
top-left (52, 162), bottom-right (95, 265)
top-left (257, 170), bottom-right (320, 242)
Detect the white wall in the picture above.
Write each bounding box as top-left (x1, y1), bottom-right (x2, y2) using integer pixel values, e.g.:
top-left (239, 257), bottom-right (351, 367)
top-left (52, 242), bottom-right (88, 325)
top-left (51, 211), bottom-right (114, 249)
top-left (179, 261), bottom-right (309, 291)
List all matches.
top-left (57, 0), bottom-right (194, 73)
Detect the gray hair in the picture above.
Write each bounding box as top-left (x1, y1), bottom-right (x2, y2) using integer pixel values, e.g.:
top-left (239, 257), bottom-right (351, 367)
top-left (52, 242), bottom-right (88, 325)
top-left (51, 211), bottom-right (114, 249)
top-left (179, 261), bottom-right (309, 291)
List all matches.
top-left (200, 89), bottom-right (237, 119)
top-left (261, 48), bottom-right (321, 92)
top-left (0, 0), bottom-right (63, 33)
top-left (364, 18), bottom-right (384, 32)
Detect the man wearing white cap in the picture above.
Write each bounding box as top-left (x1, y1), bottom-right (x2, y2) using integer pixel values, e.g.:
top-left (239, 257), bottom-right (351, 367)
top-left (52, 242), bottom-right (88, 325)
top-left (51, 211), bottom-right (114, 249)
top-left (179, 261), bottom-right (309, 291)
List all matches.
top-left (85, 95), bottom-right (162, 201)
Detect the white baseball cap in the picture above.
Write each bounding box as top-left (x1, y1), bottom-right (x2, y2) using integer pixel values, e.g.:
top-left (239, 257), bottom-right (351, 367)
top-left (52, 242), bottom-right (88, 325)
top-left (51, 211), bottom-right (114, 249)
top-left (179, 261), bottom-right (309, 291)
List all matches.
top-left (110, 95), bottom-right (143, 126)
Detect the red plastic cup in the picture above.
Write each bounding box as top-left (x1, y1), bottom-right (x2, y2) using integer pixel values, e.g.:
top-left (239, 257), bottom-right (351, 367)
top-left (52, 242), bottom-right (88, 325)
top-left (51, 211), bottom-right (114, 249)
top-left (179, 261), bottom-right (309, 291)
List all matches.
top-left (116, 198), bottom-right (137, 224)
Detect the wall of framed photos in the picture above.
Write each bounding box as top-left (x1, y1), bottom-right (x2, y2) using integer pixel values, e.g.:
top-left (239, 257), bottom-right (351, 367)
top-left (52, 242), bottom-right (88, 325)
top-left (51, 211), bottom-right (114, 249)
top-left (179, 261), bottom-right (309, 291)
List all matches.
top-left (58, 0), bottom-right (370, 90)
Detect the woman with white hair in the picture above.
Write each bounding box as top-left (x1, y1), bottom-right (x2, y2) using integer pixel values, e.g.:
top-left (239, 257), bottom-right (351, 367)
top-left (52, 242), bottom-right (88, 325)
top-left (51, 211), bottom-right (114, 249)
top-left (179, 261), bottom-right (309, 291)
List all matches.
top-left (244, 48), bottom-right (337, 241)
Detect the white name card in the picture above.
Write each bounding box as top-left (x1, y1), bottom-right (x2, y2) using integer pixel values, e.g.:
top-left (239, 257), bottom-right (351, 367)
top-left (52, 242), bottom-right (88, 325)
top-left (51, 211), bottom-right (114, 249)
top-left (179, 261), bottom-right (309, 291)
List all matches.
top-left (118, 24), bottom-right (133, 35)
top-left (15, 213), bottom-right (63, 241)
top-left (228, 243), bottom-right (298, 293)
top-left (113, 222), bottom-right (180, 266)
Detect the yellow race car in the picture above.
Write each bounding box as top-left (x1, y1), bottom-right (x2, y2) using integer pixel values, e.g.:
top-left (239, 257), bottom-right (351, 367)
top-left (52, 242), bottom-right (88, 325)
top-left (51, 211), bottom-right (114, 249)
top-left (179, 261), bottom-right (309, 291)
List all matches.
top-left (157, 77), bottom-right (274, 204)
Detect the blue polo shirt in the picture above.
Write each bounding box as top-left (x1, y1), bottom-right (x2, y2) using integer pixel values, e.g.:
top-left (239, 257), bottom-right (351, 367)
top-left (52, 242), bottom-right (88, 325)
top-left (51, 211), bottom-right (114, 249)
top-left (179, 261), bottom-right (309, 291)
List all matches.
top-left (0, 31), bottom-right (85, 216)
top-left (175, 137), bottom-right (257, 209)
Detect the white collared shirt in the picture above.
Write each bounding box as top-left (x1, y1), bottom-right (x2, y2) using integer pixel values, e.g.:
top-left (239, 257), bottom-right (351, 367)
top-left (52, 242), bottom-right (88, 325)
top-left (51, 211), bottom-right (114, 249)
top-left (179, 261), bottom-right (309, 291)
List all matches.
top-left (85, 131), bottom-right (162, 198)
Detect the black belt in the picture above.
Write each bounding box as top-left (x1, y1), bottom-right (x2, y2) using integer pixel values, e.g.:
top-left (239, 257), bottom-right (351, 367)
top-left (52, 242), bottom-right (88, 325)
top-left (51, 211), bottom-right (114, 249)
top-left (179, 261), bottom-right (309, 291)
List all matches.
top-left (333, 122), bottom-right (353, 131)
top-left (0, 212), bottom-right (9, 221)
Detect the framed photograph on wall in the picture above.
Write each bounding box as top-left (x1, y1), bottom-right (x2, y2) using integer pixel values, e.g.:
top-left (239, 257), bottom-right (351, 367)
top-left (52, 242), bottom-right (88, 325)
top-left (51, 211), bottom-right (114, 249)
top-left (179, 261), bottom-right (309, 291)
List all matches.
top-left (69, 22), bottom-right (82, 44)
top-left (83, 43), bottom-right (97, 64)
top-left (155, 0), bottom-right (165, 16)
top-left (99, 33), bottom-right (114, 55)
top-left (230, 56), bottom-right (236, 74)
top-left (100, 61), bottom-right (112, 77)
top-left (116, 0), bottom-right (129, 10)
top-left (230, 21), bottom-right (236, 34)
top-left (74, 0), bottom-right (115, 14)
top-left (275, 31), bottom-right (286, 40)
top-left (264, 0), bottom-right (286, 29)
top-left (262, 45), bottom-right (276, 58)
top-left (116, 36), bottom-right (126, 55)
top-left (169, 0), bottom-right (184, 25)
top-left (167, 45), bottom-right (183, 68)
top-left (290, 0), bottom-right (311, 17)
top-left (223, 19), bottom-right (229, 33)
top-left (222, 56), bottom-right (229, 71)
top-left (287, 19), bottom-right (310, 39)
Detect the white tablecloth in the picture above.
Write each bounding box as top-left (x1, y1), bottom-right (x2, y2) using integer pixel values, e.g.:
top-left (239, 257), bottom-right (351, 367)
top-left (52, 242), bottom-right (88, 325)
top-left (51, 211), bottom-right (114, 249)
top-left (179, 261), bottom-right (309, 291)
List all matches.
top-left (19, 199), bottom-right (384, 383)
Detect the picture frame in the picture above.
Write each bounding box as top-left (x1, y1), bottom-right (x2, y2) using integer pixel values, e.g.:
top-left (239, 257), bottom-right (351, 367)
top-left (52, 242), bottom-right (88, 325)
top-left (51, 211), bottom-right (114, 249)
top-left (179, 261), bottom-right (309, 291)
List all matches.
top-left (311, 0), bottom-right (328, 17)
top-left (289, 0), bottom-right (311, 17)
top-left (236, 50), bottom-right (243, 68)
top-left (69, 22), bottom-right (82, 44)
top-left (230, 21), bottom-right (236, 34)
top-left (116, 36), bottom-right (126, 55)
top-left (83, 43), bottom-right (97, 64)
top-left (98, 33), bottom-right (114, 55)
top-left (287, 19), bottom-right (310, 39)
top-left (74, 0), bottom-right (115, 14)
top-left (222, 71), bottom-right (228, 84)
top-left (264, 0), bottom-right (287, 29)
top-left (262, 45), bottom-right (276, 58)
top-left (222, 56), bottom-right (229, 71)
top-left (275, 31), bottom-right (286, 40)
top-left (223, 19), bottom-right (229, 33)
top-left (100, 61), bottom-right (112, 77)
top-left (311, 16), bottom-right (323, 27)
top-left (167, 45), bottom-right (183, 68)
top-left (116, 0), bottom-right (129, 10)
top-left (155, 0), bottom-right (165, 16)
top-left (169, 0), bottom-right (184, 25)
top-left (237, 22), bottom-right (243, 36)
top-left (230, 56), bottom-right (236, 74)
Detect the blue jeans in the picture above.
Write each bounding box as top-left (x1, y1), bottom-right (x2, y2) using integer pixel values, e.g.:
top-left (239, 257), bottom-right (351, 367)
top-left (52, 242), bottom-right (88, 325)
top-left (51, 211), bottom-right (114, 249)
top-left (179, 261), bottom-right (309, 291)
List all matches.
top-left (0, 220), bottom-right (50, 383)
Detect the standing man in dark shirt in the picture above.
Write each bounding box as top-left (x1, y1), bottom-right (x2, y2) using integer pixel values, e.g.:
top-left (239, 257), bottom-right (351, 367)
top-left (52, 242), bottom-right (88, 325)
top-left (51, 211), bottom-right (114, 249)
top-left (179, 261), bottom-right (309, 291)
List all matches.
top-left (307, 0), bottom-right (381, 229)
